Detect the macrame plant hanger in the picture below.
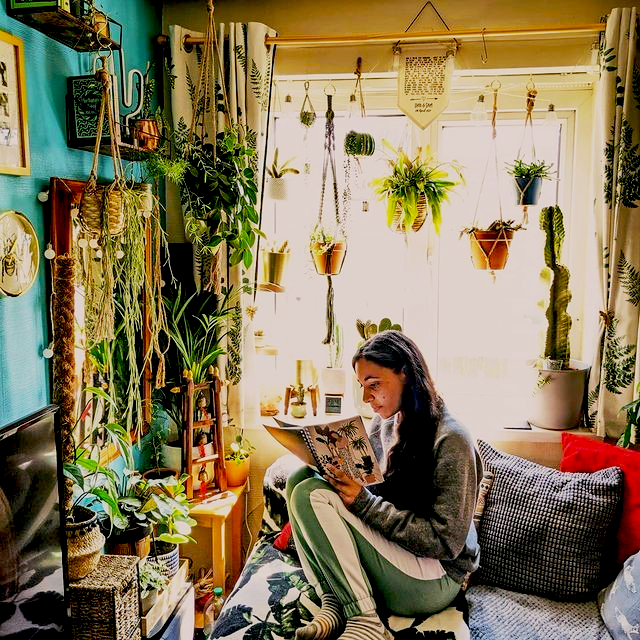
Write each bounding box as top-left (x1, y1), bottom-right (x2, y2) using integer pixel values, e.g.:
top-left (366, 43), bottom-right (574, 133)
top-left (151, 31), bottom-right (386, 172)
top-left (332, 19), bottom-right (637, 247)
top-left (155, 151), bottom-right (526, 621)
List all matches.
top-left (313, 85), bottom-right (346, 346)
top-left (468, 80), bottom-right (510, 278)
top-left (185, 0), bottom-right (232, 292)
top-left (515, 78), bottom-right (538, 224)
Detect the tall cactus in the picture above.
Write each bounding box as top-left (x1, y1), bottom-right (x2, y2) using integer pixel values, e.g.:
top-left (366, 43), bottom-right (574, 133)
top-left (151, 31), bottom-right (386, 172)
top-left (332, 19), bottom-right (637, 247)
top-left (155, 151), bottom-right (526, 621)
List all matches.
top-left (540, 205), bottom-right (572, 369)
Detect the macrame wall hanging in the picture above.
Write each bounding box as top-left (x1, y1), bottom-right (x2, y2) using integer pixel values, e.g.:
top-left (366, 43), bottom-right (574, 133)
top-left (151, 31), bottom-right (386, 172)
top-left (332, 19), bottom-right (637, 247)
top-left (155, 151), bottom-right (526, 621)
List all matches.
top-left (309, 86), bottom-right (347, 348)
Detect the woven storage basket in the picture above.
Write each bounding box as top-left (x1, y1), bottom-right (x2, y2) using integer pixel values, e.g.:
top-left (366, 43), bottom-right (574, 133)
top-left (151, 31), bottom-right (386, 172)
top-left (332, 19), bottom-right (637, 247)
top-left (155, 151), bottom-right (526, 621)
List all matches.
top-left (391, 194), bottom-right (428, 233)
top-left (66, 506), bottom-right (106, 581)
top-left (69, 554), bottom-right (140, 640)
top-left (79, 182), bottom-right (125, 236)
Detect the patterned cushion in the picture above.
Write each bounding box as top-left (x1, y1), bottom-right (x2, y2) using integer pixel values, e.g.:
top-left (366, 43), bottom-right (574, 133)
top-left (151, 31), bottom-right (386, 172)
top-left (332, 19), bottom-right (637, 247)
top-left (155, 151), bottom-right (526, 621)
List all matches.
top-left (260, 454), bottom-right (303, 536)
top-left (211, 536), bottom-right (470, 639)
top-left (598, 550), bottom-right (640, 639)
top-left (476, 440), bottom-right (623, 599)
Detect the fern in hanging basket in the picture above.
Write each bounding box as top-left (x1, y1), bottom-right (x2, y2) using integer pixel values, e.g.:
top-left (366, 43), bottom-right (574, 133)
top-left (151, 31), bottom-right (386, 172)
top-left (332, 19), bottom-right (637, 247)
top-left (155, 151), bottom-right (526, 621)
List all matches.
top-left (371, 141), bottom-right (462, 234)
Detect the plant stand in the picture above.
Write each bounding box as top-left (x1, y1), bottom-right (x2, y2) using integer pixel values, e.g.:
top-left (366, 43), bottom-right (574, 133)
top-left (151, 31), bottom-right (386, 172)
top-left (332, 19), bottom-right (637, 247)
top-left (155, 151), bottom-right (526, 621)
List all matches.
top-left (178, 378), bottom-right (227, 501)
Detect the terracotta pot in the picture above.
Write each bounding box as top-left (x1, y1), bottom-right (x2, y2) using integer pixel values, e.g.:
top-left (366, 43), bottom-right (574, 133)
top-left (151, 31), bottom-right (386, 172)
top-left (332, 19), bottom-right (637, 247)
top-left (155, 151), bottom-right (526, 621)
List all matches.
top-left (66, 506), bottom-right (105, 581)
top-left (225, 456), bottom-right (250, 487)
top-left (468, 229), bottom-right (514, 270)
top-left (391, 195), bottom-right (428, 233)
top-left (310, 241), bottom-right (347, 275)
top-left (133, 119), bottom-right (160, 152)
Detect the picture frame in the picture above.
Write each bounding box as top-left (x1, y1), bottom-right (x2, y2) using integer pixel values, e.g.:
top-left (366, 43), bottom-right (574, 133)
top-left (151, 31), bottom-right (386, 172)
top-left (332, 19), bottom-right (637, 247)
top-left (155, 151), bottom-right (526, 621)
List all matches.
top-left (0, 29), bottom-right (30, 175)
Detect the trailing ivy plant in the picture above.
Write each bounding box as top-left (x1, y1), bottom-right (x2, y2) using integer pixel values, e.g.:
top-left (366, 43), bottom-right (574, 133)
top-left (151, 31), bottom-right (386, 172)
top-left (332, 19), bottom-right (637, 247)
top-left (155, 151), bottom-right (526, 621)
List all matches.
top-left (173, 119), bottom-right (264, 269)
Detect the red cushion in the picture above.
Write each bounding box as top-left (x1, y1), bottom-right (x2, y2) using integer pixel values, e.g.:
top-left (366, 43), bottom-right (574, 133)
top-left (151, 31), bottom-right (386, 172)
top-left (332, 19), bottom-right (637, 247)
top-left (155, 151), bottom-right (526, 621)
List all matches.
top-left (561, 433), bottom-right (640, 565)
top-left (273, 521), bottom-right (293, 552)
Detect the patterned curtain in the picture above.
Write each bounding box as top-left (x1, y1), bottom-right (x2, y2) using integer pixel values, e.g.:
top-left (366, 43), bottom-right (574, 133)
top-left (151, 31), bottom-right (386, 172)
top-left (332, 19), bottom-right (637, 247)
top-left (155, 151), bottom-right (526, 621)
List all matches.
top-left (168, 22), bottom-right (276, 430)
top-left (589, 7), bottom-right (640, 439)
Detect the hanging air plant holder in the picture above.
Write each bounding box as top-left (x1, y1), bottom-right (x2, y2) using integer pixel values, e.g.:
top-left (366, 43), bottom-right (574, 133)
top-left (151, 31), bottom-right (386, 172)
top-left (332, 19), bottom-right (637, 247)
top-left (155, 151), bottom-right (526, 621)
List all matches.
top-left (79, 56), bottom-right (126, 238)
top-left (310, 86), bottom-right (347, 345)
top-left (344, 57), bottom-right (375, 157)
top-left (300, 81), bottom-right (317, 128)
top-left (463, 81), bottom-right (521, 274)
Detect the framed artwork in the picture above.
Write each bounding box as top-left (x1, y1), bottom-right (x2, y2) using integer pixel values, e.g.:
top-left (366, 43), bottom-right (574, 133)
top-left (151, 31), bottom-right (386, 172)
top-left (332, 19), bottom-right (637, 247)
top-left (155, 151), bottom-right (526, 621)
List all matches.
top-left (0, 30), bottom-right (30, 175)
top-left (0, 210), bottom-right (39, 296)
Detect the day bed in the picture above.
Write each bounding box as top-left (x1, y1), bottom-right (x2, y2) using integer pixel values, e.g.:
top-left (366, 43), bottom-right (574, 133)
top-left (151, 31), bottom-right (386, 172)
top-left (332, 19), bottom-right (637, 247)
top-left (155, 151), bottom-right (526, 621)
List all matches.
top-left (209, 432), bottom-right (640, 640)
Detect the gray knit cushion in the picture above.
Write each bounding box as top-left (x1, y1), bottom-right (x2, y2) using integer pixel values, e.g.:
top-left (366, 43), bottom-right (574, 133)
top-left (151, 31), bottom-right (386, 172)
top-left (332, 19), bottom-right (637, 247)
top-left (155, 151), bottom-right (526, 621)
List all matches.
top-left (476, 440), bottom-right (623, 599)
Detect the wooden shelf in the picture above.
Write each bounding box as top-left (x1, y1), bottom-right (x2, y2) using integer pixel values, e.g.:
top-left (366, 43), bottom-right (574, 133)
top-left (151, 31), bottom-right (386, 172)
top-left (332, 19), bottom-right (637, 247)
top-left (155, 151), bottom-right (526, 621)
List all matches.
top-left (7, 6), bottom-right (121, 53)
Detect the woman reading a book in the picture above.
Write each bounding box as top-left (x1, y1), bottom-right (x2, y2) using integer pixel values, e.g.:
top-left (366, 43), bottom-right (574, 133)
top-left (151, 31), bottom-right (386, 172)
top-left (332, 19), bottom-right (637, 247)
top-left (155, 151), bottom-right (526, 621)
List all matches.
top-left (286, 330), bottom-right (482, 640)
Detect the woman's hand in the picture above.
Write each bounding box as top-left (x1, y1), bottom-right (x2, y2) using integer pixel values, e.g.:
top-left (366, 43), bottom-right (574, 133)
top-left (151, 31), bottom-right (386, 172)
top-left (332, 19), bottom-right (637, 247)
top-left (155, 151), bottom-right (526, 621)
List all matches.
top-left (325, 465), bottom-right (362, 507)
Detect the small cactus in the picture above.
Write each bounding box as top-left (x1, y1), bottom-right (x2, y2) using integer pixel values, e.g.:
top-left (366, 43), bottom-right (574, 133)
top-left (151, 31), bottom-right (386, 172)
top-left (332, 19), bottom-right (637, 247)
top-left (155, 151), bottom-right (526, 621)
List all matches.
top-left (356, 317), bottom-right (402, 341)
top-left (540, 205), bottom-right (571, 369)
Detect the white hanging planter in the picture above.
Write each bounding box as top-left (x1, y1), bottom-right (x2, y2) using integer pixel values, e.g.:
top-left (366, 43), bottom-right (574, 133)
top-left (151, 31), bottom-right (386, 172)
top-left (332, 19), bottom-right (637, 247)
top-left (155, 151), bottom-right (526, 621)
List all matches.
top-left (267, 176), bottom-right (288, 200)
top-left (528, 360), bottom-right (590, 430)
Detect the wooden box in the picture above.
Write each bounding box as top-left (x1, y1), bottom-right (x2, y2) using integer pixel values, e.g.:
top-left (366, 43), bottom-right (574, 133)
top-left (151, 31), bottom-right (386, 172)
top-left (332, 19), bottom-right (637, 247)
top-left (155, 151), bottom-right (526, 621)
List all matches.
top-left (68, 555), bottom-right (140, 640)
top-left (140, 559), bottom-right (190, 638)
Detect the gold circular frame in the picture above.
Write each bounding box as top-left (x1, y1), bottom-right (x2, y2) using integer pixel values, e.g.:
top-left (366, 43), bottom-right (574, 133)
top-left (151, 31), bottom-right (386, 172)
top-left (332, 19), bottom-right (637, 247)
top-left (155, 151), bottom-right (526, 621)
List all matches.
top-left (0, 210), bottom-right (40, 297)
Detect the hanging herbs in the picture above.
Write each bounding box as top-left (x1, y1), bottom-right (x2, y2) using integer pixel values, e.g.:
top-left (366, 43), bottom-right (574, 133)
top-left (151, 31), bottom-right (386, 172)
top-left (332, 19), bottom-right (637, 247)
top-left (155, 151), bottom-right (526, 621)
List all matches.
top-left (300, 80), bottom-right (317, 127)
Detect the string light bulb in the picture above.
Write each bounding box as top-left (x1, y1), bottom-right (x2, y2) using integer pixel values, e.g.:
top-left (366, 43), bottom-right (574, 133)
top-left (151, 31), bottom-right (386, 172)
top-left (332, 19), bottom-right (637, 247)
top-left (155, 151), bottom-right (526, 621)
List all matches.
top-left (42, 343), bottom-right (54, 359)
top-left (392, 45), bottom-right (401, 72)
top-left (470, 94), bottom-right (488, 121)
top-left (43, 243), bottom-right (55, 260)
top-left (546, 103), bottom-right (558, 123)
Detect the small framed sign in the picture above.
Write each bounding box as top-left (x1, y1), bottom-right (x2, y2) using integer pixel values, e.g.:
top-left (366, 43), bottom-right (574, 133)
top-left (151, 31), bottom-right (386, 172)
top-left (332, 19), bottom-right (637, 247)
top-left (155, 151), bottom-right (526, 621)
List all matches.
top-left (324, 394), bottom-right (343, 415)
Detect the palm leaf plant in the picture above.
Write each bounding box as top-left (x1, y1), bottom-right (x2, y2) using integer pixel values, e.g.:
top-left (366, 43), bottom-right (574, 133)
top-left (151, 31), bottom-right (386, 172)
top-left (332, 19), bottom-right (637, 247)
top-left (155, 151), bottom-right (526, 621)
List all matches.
top-left (371, 141), bottom-right (462, 234)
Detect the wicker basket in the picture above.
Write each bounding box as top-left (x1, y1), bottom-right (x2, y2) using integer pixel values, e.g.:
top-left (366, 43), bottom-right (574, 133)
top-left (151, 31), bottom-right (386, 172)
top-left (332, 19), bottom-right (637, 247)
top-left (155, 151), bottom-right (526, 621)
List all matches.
top-left (69, 554), bottom-right (140, 640)
top-left (79, 180), bottom-right (125, 236)
top-left (66, 506), bottom-right (106, 582)
top-left (391, 195), bottom-right (428, 233)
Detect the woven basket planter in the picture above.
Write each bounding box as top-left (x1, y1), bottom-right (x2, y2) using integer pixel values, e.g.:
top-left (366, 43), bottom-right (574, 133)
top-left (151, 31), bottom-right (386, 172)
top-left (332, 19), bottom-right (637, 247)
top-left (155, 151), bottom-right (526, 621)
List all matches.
top-left (310, 241), bottom-right (347, 275)
top-left (66, 506), bottom-right (105, 582)
top-left (391, 195), bottom-right (428, 233)
top-left (79, 182), bottom-right (125, 236)
top-left (468, 229), bottom-right (514, 271)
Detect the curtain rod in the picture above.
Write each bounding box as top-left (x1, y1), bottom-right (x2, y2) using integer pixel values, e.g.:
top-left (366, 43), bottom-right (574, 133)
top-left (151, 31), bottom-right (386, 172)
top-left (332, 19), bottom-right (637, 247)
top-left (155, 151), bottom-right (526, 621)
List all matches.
top-left (157, 23), bottom-right (605, 49)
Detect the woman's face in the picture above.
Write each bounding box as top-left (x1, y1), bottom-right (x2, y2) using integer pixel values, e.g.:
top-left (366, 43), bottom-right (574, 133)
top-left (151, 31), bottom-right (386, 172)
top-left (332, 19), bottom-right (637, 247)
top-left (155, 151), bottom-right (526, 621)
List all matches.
top-left (354, 358), bottom-right (406, 419)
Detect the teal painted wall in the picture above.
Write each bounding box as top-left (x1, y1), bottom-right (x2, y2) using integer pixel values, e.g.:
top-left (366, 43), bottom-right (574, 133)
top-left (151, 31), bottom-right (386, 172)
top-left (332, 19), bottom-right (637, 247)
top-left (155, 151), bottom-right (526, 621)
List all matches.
top-left (0, 1), bottom-right (161, 427)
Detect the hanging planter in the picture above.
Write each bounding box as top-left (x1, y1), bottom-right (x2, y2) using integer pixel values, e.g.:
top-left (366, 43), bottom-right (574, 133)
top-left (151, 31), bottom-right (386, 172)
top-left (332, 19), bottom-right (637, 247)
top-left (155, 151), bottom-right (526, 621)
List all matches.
top-left (344, 130), bottom-right (375, 157)
top-left (309, 229), bottom-right (347, 276)
top-left (506, 159), bottom-right (553, 206)
top-left (299, 81), bottom-right (316, 127)
top-left (462, 220), bottom-right (522, 271)
top-left (391, 194), bottom-right (428, 232)
top-left (261, 242), bottom-right (291, 287)
top-left (266, 148), bottom-right (299, 200)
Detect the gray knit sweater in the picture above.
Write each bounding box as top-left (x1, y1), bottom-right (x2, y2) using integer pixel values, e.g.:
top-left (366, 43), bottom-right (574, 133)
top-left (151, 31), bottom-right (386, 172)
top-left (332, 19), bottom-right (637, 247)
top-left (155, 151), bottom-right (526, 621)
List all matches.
top-left (349, 408), bottom-right (483, 583)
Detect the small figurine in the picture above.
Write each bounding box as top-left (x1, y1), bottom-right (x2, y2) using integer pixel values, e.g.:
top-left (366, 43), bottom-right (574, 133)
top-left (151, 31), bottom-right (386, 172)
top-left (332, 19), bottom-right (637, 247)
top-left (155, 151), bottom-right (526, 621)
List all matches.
top-left (196, 392), bottom-right (211, 421)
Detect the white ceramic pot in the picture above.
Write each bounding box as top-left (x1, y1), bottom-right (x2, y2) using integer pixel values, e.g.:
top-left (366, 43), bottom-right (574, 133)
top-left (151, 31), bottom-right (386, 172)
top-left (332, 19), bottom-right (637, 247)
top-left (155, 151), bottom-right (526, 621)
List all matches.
top-left (321, 367), bottom-right (346, 396)
top-left (528, 360), bottom-right (590, 430)
top-left (267, 177), bottom-right (287, 200)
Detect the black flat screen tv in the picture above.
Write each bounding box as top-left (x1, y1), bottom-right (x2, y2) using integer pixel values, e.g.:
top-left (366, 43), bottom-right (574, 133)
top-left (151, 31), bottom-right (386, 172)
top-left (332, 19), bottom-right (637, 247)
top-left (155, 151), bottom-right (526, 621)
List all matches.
top-left (0, 405), bottom-right (67, 637)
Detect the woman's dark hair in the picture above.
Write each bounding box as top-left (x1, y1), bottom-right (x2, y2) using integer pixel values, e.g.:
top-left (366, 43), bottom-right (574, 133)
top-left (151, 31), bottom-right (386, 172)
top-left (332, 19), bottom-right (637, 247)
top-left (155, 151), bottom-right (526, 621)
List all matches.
top-left (352, 330), bottom-right (444, 493)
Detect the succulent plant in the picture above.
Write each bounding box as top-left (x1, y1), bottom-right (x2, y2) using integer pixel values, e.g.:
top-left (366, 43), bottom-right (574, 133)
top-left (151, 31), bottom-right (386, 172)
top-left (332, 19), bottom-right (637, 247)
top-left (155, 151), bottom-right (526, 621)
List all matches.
top-left (356, 317), bottom-right (402, 341)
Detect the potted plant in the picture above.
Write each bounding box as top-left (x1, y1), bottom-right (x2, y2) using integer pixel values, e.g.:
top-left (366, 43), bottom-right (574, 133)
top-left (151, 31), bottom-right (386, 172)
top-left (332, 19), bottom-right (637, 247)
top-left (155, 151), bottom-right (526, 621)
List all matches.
top-left (132, 61), bottom-right (161, 153)
top-left (63, 387), bottom-right (134, 580)
top-left (461, 219), bottom-right (523, 271)
top-left (371, 141), bottom-right (462, 234)
top-left (224, 431), bottom-right (255, 487)
top-left (528, 205), bottom-right (590, 430)
top-left (139, 559), bottom-right (169, 615)
top-left (260, 240), bottom-right (290, 289)
top-left (506, 158), bottom-right (554, 206)
top-left (344, 130), bottom-right (375, 157)
top-left (266, 148), bottom-right (299, 200)
top-left (309, 226), bottom-right (347, 276)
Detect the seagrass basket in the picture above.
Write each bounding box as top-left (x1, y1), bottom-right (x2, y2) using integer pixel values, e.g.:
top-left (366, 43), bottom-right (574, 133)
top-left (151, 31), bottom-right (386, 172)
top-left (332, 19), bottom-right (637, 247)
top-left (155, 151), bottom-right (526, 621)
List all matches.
top-left (69, 554), bottom-right (140, 640)
top-left (79, 180), bottom-right (125, 236)
top-left (391, 194), bottom-right (428, 233)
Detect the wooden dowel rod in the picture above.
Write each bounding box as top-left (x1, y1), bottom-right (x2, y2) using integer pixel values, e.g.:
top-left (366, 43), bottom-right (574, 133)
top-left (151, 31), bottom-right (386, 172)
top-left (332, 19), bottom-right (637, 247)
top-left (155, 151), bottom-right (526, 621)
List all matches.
top-left (158, 23), bottom-right (605, 49)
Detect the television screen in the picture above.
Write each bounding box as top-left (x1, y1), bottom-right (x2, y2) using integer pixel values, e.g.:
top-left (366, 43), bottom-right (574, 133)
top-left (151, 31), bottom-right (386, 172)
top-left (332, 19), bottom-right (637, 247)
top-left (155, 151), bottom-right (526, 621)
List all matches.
top-left (0, 405), bottom-right (66, 637)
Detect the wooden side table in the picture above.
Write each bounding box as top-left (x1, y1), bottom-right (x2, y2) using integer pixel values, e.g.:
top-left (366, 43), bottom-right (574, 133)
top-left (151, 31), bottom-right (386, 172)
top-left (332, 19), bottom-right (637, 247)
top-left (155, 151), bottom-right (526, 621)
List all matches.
top-left (187, 481), bottom-right (248, 598)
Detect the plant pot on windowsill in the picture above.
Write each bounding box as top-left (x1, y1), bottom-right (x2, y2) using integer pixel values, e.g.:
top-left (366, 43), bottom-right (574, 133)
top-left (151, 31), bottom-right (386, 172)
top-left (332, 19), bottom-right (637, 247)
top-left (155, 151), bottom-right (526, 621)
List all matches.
top-left (224, 456), bottom-right (251, 487)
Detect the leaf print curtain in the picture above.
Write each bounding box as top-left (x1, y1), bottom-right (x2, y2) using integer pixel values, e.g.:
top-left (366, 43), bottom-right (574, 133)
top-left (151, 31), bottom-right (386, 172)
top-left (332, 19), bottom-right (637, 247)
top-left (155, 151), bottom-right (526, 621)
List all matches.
top-left (589, 7), bottom-right (640, 440)
top-left (169, 22), bottom-right (276, 431)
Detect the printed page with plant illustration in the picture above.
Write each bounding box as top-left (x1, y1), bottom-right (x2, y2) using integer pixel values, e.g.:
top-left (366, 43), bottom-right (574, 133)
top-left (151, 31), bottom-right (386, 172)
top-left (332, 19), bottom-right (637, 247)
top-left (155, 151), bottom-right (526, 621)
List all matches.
top-left (267, 415), bottom-right (384, 486)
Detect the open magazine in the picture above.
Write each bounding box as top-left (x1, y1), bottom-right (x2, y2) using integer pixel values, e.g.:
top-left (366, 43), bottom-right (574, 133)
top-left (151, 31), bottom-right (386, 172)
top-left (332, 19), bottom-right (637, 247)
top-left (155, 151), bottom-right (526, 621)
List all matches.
top-left (264, 414), bottom-right (384, 486)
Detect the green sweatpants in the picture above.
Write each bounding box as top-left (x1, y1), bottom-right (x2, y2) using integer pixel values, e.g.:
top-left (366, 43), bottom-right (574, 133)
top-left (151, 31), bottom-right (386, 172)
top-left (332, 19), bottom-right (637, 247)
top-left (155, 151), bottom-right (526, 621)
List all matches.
top-left (286, 466), bottom-right (460, 618)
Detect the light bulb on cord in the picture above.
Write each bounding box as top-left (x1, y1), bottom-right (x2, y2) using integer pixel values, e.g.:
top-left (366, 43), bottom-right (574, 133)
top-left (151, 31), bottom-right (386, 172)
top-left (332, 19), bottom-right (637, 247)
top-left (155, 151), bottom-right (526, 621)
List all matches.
top-left (470, 94), bottom-right (488, 121)
top-left (392, 45), bottom-right (401, 72)
top-left (546, 103), bottom-right (558, 123)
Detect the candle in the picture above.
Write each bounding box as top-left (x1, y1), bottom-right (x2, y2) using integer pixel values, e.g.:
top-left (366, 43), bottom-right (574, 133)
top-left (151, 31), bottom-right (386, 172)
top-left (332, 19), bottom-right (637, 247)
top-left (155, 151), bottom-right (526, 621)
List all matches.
top-left (295, 359), bottom-right (302, 385)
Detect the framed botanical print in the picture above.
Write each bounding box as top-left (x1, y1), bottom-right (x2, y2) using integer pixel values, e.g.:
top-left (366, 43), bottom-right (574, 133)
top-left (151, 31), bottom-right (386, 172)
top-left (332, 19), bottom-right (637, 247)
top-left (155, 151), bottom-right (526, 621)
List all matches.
top-left (0, 30), bottom-right (30, 175)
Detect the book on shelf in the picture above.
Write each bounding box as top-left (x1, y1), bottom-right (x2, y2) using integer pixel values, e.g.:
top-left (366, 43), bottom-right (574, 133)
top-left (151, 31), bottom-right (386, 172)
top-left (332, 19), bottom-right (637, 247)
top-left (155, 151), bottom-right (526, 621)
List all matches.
top-left (264, 414), bottom-right (384, 486)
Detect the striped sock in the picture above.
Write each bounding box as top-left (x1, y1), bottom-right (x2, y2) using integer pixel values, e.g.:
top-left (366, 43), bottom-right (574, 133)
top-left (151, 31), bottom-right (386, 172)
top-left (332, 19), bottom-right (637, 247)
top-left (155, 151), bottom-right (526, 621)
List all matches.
top-left (337, 611), bottom-right (392, 640)
top-left (295, 593), bottom-right (344, 640)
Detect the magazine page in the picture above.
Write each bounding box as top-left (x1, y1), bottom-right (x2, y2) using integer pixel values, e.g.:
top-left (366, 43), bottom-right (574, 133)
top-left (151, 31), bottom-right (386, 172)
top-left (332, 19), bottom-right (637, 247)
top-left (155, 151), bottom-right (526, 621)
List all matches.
top-left (306, 416), bottom-right (383, 486)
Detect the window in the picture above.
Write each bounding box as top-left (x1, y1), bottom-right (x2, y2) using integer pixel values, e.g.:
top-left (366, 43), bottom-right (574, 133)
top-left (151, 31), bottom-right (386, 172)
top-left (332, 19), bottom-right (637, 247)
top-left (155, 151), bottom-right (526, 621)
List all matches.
top-left (259, 73), bottom-right (594, 431)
